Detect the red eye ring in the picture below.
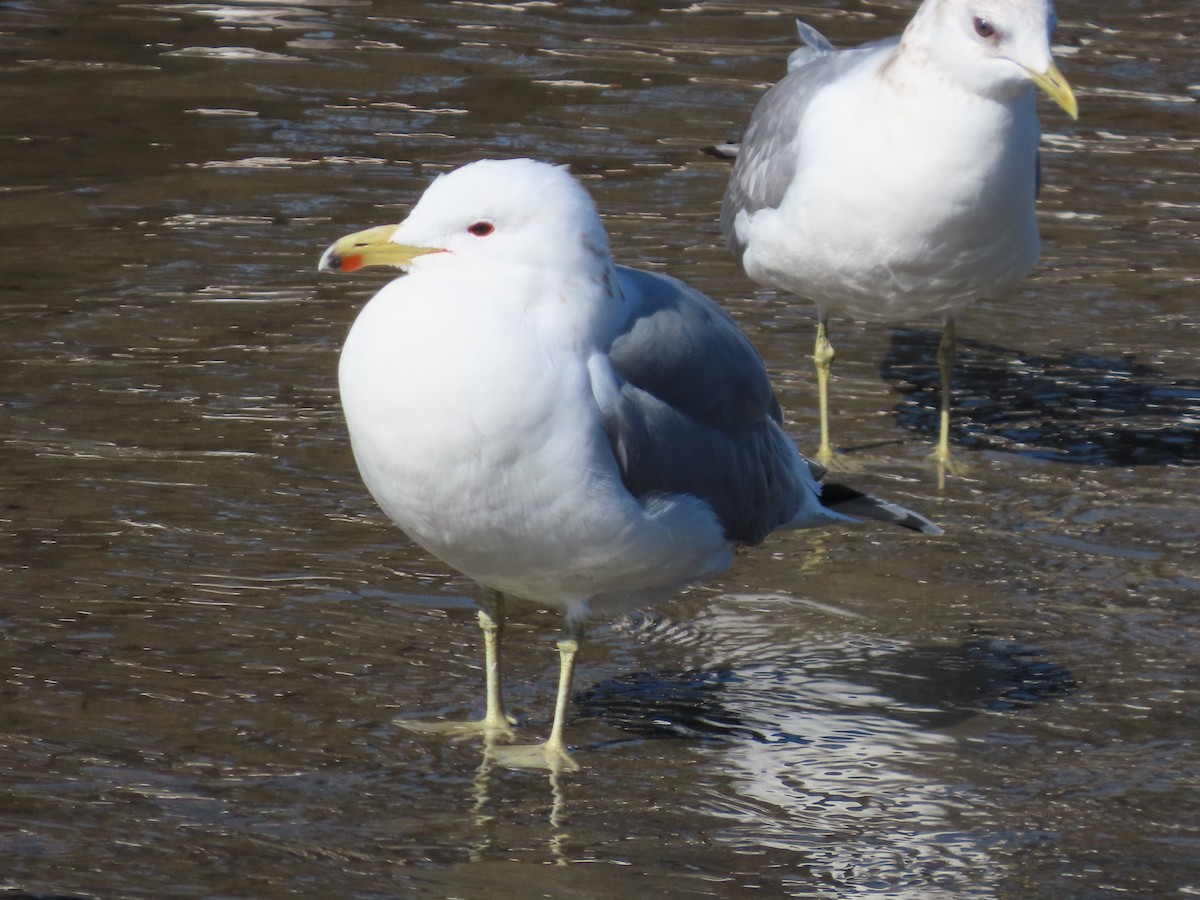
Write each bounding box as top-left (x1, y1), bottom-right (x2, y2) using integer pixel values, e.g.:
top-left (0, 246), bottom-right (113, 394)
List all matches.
top-left (467, 221), bottom-right (495, 237)
top-left (973, 16), bottom-right (996, 38)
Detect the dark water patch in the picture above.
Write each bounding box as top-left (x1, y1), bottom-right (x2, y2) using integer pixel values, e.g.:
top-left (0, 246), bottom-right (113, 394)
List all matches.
top-left (576, 639), bottom-right (1077, 744)
top-left (882, 328), bottom-right (1200, 466)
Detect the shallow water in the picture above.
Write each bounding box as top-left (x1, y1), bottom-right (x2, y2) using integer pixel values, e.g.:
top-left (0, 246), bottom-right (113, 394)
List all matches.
top-left (1, 1), bottom-right (1197, 897)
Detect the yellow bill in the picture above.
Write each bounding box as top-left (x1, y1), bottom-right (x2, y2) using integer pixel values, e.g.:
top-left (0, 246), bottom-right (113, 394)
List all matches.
top-left (1026, 61), bottom-right (1078, 120)
top-left (318, 223), bottom-right (442, 273)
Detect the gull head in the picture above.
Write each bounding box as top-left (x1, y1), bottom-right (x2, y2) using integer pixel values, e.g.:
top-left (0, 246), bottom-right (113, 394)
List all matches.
top-left (914, 0), bottom-right (1077, 118)
top-left (318, 158), bottom-right (614, 279)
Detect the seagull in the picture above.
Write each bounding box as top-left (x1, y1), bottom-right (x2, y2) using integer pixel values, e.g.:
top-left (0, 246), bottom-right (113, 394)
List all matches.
top-left (720, 0), bottom-right (1078, 478)
top-left (319, 158), bottom-right (940, 772)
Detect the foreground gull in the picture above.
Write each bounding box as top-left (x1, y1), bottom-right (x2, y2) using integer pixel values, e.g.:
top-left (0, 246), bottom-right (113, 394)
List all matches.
top-left (720, 0), bottom-right (1078, 476)
top-left (320, 159), bottom-right (940, 771)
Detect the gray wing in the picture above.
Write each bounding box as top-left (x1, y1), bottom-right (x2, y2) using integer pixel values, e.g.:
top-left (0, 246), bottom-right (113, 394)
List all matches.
top-left (598, 268), bottom-right (943, 539)
top-left (599, 266), bottom-right (812, 546)
top-left (703, 21), bottom-right (835, 161)
top-left (720, 35), bottom-right (900, 257)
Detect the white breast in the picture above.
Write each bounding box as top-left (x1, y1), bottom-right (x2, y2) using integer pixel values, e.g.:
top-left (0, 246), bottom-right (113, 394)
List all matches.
top-left (337, 271), bottom-right (731, 617)
top-left (742, 58), bottom-right (1043, 322)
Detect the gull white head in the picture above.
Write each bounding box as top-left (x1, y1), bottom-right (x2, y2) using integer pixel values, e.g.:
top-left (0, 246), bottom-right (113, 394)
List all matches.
top-left (906, 0), bottom-right (1077, 117)
top-left (318, 158), bottom-right (614, 281)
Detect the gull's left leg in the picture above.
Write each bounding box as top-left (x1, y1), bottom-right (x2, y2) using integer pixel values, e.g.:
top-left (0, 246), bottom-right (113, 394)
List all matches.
top-left (542, 629), bottom-right (582, 770)
top-left (492, 621), bottom-right (584, 772)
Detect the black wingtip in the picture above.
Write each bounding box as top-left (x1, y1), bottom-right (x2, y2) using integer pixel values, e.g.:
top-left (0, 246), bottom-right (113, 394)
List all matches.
top-left (820, 482), bottom-right (943, 535)
top-left (701, 140), bottom-right (741, 160)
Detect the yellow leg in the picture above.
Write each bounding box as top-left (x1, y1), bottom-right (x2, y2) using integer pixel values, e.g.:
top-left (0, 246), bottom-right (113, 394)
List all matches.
top-left (397, 591), bottom-right (516, 741)
top-left (492, 624), bottom-right (584, 773)
top-left (543, 636), bottom-right (580, 770)
top-left (479, 593), bottom-right (516, 737)
top-left (814, 315), bottom-right (836, 467)
top-left (928, 319), bottom-right (965, 485)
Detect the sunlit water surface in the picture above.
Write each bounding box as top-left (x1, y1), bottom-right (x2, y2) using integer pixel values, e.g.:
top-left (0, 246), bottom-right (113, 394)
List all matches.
top-left (1, 1), bottom-right (1197, 897)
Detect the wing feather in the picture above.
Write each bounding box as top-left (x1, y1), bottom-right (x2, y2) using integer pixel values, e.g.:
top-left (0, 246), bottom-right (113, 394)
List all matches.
top-left (597, 266), bottom-right (812, 545)
top-left (720, 34), bottom-right (901, 256)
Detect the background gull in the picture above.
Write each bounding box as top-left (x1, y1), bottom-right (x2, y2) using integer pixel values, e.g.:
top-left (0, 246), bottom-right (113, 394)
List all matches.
top-left (720, 0), bottom-right (1078, 479)
top-left (705, 20), bottom-right (838, 160)
top-left (320, 158), bottom-right (940, 772)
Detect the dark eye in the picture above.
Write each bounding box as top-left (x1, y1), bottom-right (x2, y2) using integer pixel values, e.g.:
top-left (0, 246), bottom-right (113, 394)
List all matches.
top-left (467, 221), bottom-right (494, 237)
top-left (973, 16), bottom-right (996, 38)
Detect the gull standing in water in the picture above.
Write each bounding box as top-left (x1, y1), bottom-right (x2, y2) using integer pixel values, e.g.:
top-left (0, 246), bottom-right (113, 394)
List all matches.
top-left (720, 0), bottom-right (1078, 478)
top-left (320, 159), bottom-right (940, 772)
